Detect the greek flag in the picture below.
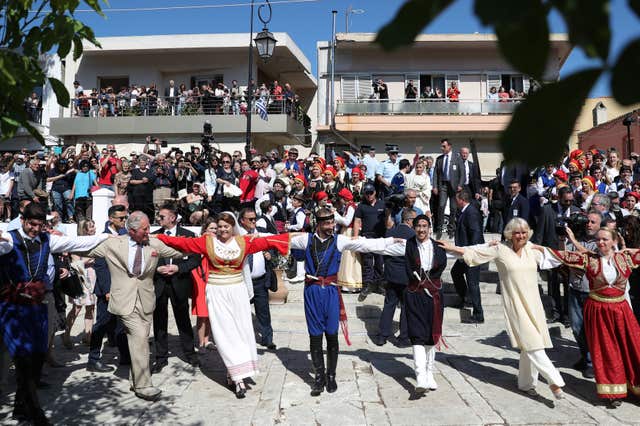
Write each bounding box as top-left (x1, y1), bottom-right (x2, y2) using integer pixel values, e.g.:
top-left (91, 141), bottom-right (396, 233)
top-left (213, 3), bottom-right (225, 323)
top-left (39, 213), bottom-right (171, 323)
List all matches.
top-left (256, 97), bottom-right (268, 121)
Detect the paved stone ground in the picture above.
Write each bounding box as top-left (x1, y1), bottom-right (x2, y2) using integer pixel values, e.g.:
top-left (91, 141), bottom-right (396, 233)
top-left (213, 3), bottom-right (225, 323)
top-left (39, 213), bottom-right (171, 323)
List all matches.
top-left (2, 250), bottom-right (640, 425)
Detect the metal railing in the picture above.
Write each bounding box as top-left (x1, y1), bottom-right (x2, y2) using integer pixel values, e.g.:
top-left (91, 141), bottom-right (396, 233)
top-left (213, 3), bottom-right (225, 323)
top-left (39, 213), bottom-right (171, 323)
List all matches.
top-left (69, 94), bottom-right (303, 119)
top-left (25, 104), bottom-right (43, 124)
top-left (335, 98), bottom-right (522, 115)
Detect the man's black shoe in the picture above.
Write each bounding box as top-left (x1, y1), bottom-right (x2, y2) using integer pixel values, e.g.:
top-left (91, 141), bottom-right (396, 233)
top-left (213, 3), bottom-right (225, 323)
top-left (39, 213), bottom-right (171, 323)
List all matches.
top-left (151, 360), bottom-right (168, 374)
top-left (372, 335), bottom-right (387, 347)
top-left (463, 315), bottom-right (484, 324)
top-left (583, 366), bottom-right (595, 379)
top-left (357, 287), bottom-right (370, 302)
top-left (87, 360), bottom-right (115, 373)
top-left (263, 343), bottom-right (277, 350)
top-left (326, 374), bottom-right (338, 393)
top-left (395, 338), bottom-right (411, 348)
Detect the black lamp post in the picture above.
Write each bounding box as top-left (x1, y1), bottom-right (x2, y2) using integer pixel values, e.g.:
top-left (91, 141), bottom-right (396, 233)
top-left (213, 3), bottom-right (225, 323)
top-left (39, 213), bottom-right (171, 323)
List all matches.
top-left (623, 113), bottom-right (636, 158)
top-left (245, 0), bottom-right (277, 160)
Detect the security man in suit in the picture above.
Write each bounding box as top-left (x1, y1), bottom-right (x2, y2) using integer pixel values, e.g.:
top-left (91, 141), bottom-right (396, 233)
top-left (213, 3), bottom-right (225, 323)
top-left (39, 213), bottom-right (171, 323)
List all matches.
top-left (504, 180), bottom-right (530, 224)
top-left (373, 208), bottom-right (417, 347)
top-left (451, 189), bottom-right (485, 323)
top-left (434, 138), bottom-right (464, 239)
top-left (86, 211), bottom-right (184, 401)
top-left (151, 205), bottom-right (201, 374)
top-left (459, 147), bottom-right (482, 200)
top-left (87, 204), bottom-right (131, 373)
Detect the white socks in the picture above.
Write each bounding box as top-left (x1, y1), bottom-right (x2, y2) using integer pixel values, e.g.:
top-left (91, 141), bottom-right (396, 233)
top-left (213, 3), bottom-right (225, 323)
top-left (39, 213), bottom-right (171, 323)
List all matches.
top-left (413, 345), bottom-right (428, 392)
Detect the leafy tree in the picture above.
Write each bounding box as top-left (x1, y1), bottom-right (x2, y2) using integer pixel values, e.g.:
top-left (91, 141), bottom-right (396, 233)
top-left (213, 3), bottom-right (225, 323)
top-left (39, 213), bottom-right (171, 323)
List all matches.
top-left (0, 0), bottom-right (104, 143)
top-left (375, 0), bottom-right (640, 166)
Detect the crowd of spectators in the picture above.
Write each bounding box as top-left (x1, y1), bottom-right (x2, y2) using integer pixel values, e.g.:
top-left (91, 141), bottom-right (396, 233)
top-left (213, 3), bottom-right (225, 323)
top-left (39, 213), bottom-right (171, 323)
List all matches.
top-left (71, 79), bottom-right (304, 120)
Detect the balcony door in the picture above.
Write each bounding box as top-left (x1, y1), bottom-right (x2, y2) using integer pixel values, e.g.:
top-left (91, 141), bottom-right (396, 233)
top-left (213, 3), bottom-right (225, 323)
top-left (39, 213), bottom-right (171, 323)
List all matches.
top-left (98, 76), bottom-right (129, 91)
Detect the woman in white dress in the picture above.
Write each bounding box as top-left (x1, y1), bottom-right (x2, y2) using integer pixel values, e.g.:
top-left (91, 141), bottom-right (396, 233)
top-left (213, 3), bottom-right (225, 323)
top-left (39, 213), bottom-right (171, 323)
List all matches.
top-left (406, 160), bottom-right (432, 215)
top-left (156, 212), bottom-right (290, 398)
top-left (63, 219), bottom-right (97, 348)
top-left (438, 218), bottom-right (566, 400)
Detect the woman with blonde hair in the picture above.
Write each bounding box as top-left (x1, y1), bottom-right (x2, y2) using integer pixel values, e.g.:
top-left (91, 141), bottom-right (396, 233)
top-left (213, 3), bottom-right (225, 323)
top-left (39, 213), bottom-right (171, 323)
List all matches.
top-left (439, 217), bottom-right (566, 399)
top-left (406, 159), bottom-right (432, 215)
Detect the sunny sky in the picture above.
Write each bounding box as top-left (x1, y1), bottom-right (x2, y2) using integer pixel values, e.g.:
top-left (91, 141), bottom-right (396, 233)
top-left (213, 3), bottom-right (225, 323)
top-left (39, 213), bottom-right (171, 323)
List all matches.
top-left (72, 0), bottom-right (640, 97)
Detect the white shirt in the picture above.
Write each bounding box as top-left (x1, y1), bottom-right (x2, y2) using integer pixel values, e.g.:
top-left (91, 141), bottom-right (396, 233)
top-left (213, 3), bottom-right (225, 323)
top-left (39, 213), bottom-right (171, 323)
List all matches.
top-left (289, 234), bottom-right (399, 255)
top-left (127, 238), bottom-right (146, 275)
top-left (334, 205), bottom-right (355, 228)
top-left (417, 238), bottom-right (435, 272)
top-left (238, 227), bottom-right (267, 278)
top-left (0, 227), bottom-right (109, 256)
top-left (287, 208), bottom-right (307, 231)
top-left (463, 160), bottom-right (470, 185)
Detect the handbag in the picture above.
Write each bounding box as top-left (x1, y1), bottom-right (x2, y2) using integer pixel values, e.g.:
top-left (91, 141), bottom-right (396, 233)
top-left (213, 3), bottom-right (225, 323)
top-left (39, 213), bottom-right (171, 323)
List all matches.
top-left (223, 183), bottom-right (242, 198)
top-left (57, 268), bottom-right (85, 298)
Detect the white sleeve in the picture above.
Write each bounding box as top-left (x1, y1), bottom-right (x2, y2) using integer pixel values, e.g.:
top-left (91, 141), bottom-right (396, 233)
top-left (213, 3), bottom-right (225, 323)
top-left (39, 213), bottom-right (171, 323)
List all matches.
top-left (49, 233), bottom-right (110, 254)
top-left (538, 247), bottom-right (564, 270)
top-left (0, 232), bottom-right (14, 255)
top-left (289, 234), bottom-right (308, 250)
top-left (336, 235), bottom-right (397, 254)
top-left (334, 205), bottom-right (355, 227)
top-left (287, 211), bottom-right (306, 231)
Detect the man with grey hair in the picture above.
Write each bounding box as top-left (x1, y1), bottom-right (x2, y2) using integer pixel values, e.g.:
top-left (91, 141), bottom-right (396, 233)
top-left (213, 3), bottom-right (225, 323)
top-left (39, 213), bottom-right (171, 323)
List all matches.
top-left (393, 188), bottom-right (423, 225)
top-left (86, 211), bottom-right (184, 401)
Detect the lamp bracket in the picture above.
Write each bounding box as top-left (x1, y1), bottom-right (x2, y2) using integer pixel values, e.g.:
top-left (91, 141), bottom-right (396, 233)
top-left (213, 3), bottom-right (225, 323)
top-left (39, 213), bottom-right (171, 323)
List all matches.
top-left (258, 0), bottom-right (272, 27)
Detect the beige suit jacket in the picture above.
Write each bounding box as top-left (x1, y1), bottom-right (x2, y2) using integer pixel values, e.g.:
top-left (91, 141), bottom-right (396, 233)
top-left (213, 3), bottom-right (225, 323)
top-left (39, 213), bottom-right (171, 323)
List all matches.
top-left (88, 236), bottom-right (183, 316)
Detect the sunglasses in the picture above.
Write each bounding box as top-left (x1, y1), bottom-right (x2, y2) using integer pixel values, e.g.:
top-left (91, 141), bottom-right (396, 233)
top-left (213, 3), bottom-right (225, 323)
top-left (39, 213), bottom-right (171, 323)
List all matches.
top-left (113, 215), bottom-right (128, 221)
top-left (244, 217), bottom-right (257, 222)
top-left (222, 160), bottom-right (231, 164)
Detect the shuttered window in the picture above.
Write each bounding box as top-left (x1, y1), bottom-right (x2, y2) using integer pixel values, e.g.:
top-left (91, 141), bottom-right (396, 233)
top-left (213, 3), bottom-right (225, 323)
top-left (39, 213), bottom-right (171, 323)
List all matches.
top-left (340, 75), bottom-right (373, 100)
top-left (487, 74), bottom-right (501, 92)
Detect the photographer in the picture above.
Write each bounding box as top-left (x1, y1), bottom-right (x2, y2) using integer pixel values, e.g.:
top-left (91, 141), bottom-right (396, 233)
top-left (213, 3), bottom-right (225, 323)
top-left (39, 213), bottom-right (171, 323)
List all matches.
top-left (562, 211), bottom-right (602, 379)
top-left (98, 144), bottom-right (121, 191)
top-left (404, 80), bottom-right (418, 102)
top-left (373, 79), bottom-right (389, 102)
top-left (532, 186), bottom-right (580, 325)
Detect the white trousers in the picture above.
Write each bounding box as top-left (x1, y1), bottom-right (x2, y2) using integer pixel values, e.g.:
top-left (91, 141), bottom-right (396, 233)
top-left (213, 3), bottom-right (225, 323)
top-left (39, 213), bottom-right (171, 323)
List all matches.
top-left (517, 349), bottom-right (565, 391)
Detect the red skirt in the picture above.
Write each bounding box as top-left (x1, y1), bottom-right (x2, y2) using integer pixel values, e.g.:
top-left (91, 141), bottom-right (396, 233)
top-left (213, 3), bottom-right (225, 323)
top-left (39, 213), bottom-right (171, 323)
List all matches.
top-left (584, 289), bottom-right (640, 400)
top-left (191, 258), bottom-right (209, 318)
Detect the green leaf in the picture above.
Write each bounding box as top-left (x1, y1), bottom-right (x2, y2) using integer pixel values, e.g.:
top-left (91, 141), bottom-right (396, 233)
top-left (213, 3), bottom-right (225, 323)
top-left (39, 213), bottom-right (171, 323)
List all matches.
top-left (375, 0), bottom-right (453, 50)
top-left (611, 37), bottom-right (640, 106)
top-left (48, 77), bottom-right (70, 107)
top-left (551, 0), bottom-right (610, 60)
top-left (73, 35), bottom-right (84, 60)
top-left (475, 0), bottom-right (549, 80)
top-left (500, 68), bottom-right (602, 167)
top-left (630, 0), bottom-right (640, 20)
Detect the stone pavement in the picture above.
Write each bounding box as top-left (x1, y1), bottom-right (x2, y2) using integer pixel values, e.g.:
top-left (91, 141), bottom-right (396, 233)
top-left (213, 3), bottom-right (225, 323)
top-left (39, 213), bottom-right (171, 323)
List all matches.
top-left (1, 257), bottom-right (639, 425)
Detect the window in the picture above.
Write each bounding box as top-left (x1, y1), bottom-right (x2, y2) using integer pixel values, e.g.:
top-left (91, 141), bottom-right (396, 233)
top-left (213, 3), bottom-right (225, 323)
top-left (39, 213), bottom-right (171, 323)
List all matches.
top-left (191, 74), bottom-right (224, 90)
top-left (98, 76), bottom-right (129, 91)
top-left (499, 74), bottom-right (529, 94)
top-left (419, 74), bottom-right (446, 96)
top-left (340, 74), bottom-right (372, 100)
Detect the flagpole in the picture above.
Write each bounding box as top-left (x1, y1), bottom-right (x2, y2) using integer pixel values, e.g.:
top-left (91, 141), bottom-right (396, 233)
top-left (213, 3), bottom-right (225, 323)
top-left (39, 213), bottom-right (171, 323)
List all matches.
top-left (245, 0), bottom-right (255, 161)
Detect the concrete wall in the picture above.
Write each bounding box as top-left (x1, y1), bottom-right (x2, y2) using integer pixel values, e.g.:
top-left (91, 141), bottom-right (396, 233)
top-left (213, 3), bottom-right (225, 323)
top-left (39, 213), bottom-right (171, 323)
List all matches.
top-left (570, 97), bottom-right (640, 149)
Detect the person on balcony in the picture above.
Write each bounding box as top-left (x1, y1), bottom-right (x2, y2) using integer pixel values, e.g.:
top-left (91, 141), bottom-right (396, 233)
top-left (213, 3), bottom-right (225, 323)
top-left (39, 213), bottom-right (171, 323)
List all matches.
top-left (373, 78), bottom-right (389, 103)
top-left (404, 80), bottom-right (418, 102)
top-left (447, 81), bottom-right (460, 102)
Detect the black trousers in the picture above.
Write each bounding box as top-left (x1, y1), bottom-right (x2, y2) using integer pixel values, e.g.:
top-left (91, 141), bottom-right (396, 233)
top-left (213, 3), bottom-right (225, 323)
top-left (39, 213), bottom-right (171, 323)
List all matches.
top-left (451, 259), bottom-right (483, 317)
top-left (548, 269), bottom-right (569, 320)
top-left (437, 181), bottom-right (458, 235)
top-left (13, 352), bottom-right (47, 423)
top-left (378, 282), bottom-right (408, 340)
top-left (153, 282), bottom-right (195, 360)
top-left (89, 296), bottom-right (130, 363)
top-left (252, 274), bottom-right (273, 345)
top-left (361, 252), bottom-right (384, 287)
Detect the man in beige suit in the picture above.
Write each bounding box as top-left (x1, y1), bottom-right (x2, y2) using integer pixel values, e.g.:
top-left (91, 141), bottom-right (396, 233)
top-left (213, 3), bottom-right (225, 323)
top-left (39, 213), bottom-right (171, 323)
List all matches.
top-left (87, 211), bottom-right (183, 401)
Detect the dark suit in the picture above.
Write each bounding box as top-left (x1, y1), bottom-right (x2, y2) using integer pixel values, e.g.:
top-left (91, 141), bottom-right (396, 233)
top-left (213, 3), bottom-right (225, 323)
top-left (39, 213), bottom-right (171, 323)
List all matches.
top-left (451, 203), bottom-right (485, 319)
top-left (434, 152), bottom-right (465, 236)
top-left (532, 202), bottom-right (580, 321)
top-left (246, 228), bottom-right (276, 346)
top-left (152, 226), bottom-right (200, 362)
top-left (462, 159), bottom-right (482, 197)
top-left (503, 193), bottom-right (530, 225)
top-left (164, 86), bottom-right (179, 114)
top-left (89, 223), bottom-right (130, 365)
top-left (378, 224), bottom-right (416, 341)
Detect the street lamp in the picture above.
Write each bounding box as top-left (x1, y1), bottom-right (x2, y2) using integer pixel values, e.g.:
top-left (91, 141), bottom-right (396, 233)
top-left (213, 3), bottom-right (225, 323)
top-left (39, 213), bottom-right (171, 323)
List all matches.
top-left (623, 113), bottom-right (637, 158)
top-left (246, 0), bottom-right (277, 160)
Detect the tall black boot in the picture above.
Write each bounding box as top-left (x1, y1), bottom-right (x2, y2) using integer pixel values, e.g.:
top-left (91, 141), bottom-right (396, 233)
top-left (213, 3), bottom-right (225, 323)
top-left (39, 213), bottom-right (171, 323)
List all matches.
top-left (309, 335), bottom-right (325, 397)
top-left (325, 333), bottom-right (339, 393)
top-left (29, 353), bottom-right (51, 426)
top-left (12, 356), bottom-right (29, 422)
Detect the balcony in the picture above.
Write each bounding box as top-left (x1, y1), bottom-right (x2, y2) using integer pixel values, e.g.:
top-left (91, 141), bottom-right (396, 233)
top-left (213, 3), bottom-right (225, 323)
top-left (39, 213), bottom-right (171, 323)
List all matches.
top-left (50, 95), bottom-right (310, 146)
top-left (336, 98), bottom-right (520, 115)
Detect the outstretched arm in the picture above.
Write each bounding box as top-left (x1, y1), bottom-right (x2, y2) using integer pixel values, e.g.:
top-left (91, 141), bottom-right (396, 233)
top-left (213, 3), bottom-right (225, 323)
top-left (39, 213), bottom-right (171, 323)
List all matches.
top-left (335, 235), bottom-right (404, 254)
top-left (244, 233), bottom-right (291, 256)
top-left (156, 234), bottom-right (208, 255)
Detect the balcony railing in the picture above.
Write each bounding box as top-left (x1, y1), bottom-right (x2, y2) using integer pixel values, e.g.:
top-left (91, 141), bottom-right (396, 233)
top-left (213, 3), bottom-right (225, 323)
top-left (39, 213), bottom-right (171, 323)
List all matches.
top-left (335, 98), bottom-right (521, 115)
top-left (70, 94), bottom-right (304, 119)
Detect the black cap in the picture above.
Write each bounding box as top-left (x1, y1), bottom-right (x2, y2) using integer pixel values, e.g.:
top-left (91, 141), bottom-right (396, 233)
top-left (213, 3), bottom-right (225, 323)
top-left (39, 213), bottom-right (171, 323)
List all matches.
top-left (607, 191), bottom-right (619, 200)
top-left (363, 183), bottom-right (376, 194)
top-left (385, 144), bottom-right (399, 153)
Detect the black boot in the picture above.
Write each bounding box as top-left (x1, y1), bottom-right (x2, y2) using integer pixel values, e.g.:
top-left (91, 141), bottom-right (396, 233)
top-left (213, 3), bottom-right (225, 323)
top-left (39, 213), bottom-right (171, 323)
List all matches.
top-left (309, 335), bottom-right (325, 397)
top-left (325, 333), bottom-right (339, 393)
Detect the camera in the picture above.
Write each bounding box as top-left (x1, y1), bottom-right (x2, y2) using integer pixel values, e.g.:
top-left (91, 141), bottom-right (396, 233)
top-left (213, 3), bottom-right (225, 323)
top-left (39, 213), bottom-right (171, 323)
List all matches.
top-left (160, 140), bottom-right (168, 148)
top-left (555, 212), bottom-right (589, 239)
top-left (384, 193), bottom-right (405, 210)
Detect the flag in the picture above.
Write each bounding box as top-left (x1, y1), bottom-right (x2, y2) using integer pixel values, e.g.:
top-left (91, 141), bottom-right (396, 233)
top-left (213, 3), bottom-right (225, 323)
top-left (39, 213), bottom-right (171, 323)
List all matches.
top-left (256, 97), bottom-right (268, 121)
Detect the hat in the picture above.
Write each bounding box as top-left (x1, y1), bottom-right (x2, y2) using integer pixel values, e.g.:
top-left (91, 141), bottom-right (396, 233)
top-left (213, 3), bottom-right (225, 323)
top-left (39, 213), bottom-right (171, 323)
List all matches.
top-left (251, 156), bottom-right (261, 163)
top-left (334, 156), bottom-right (345, 168)
top-left (273, 178), bottom-right (286, 188)
top-left (627, 191), bottom-right (640, 201)
top-left (292, 193), bottom-right (306, 203)
top-left (568, 159), bottom-right (582, 171)
top-left (288, 147), bottom-right (299, 154)
top-left (130, 151), bottom-right (138, 156)
top-left (569, 149), bottom-right (584, 160)
top-left (315, 210), bottom-right (334, 222)
top-left (607, 191), bottom-right (620, 200)
top-left (385, 144), bottom-right (399, 153)
top-left (582, 176), bottom-right (596, 190)
top-left (363, 183), bottom-right (376, 194)
top-left (553, 170), bottom-right (568, 181)
top-left (313, 191), bottom-right (329, 202)
top-left (293, 174), bottom-right (307, 185)
top-left (351, 167), bottom-right (364, 180)
top-left (314, 157), bottom-right (327, 170)
top-left (323, 165), bottom-right (337, 178)
top-left (337, 188), bottom-right (354, 201)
